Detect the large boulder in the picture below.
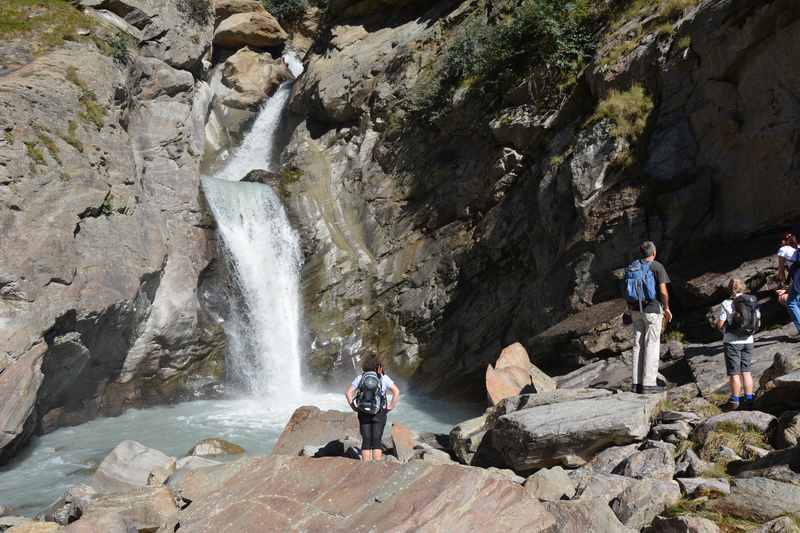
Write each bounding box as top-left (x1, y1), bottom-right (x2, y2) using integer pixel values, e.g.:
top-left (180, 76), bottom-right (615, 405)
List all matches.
top-left (212, 0), bottom-right (267, 21)
top-left (495, 343), bottom-right (557, 394)
top-left (613, 447), bottom-right (675, 481)
top-left (756, 370), bottom-right (800, 415)
top-left (272, 406), bottom-right (360, 456)
top-left (390, 423), bottom-right (416, 463)
top-left (187, 438), bottom-right (245, 457)
top-left (0, 347), bottom-right (44, 464)
top-left (610, 479), bottom-right (681, 530)
top-left (490, 392), bottom-right (663, 473)
top-left (759, 352), bottom-right (800, 389)
top-left (93, 441), bottom-right (175, 492)
top-left (220, 48), bottom-right (291, 110)
top-left (712, 477), bottom-right (800, 522)
top-left (214, 12), bottom-right (288, 49)
top-left (485, 365), bottom-right (533, 406)
top-left (524, 466), bottom-right (576, 501)
top-left (164, 455), bottom-right (557, 531)
top-left (79, 487), bottom-right (176, 532)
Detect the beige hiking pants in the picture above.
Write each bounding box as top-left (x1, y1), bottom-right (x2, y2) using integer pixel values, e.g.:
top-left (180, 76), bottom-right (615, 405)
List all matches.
top-left (632, 311), bottom-right (663, 387)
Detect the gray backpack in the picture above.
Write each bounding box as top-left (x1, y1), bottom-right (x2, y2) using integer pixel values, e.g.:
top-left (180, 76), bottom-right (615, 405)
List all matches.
top-left (354, 372), bottom-right (386, 415)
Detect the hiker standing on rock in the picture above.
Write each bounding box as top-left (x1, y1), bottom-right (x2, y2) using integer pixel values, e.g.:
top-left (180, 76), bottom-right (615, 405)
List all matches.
top-left (716, 278), bottom-right (760, 411)
top-left (623, 241), bottom-right (672, 394)
top-left (776, 232), bottom-right (797, 306)
top-left (345, 356), bottom-right (400, 462)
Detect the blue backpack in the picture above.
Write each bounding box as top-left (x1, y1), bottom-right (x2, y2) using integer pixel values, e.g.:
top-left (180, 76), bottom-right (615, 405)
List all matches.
top-left (623, 259), bottom-right (657, 310)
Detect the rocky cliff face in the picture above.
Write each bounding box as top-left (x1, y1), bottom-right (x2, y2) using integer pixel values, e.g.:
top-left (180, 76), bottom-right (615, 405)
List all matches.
top-left (0, 0), bottom-right (224, 463)
top-left (279, 0), bottom-right (800, 391)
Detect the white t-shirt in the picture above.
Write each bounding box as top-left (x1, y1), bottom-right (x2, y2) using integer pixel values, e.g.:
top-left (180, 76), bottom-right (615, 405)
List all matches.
top-left (718, 296), bottom-right (760, 344)
top-left (351, 374), bottom-right (395, 396)
top-left (778, 245), bottom-right (797, 266)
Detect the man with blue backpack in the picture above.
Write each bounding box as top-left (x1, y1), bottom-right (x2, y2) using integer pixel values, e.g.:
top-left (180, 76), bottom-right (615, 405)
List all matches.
top-left (623, 241), bottom-right (672, 394)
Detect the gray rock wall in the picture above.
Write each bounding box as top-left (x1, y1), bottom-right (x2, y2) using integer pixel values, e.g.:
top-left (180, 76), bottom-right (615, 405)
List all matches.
top-left (0, 1), bottom-right (223, 463)
top-left (280, 0), bottom-right (800, 390)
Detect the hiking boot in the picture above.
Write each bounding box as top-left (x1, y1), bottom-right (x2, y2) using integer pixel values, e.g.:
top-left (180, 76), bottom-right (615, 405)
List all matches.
top-left (631, 384), bottom-right (642, 394)
top-left (722, 398), bottom-right (740, 412)
top-left (741, 398), bottom-right (754, 411)
top-left (640, 385), bottom-right (665, 395)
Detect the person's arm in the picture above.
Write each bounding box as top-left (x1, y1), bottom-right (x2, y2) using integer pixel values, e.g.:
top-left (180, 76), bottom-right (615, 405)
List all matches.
top-left (716, 304), bottom-right (727, 332)
top-left (345, 385), bottom-right (356, 409)
top-left (387, 383), bottom-right (400, 411)
top-left (659, 283), bottom-right (672, 322)
top-left (778, 256), bottom-right (787, 284)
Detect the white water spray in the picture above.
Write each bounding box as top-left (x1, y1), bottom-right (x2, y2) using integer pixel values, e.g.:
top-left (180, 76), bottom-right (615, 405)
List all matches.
top-left (202, 54), bottom-right (305, 401)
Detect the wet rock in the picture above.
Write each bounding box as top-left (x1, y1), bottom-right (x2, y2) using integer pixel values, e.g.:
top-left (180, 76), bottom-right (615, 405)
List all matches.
top-left (651, 515), bottom-right (720, 533)
top-left (214, 12), bottom-right (287, 49)
top-left (62, 512), bottom-right (134, 533)
top-left (614, 447), bottom-right (675, 481)
top-left (188, 438), bottom-right (245, 457)
top-left (610, 479), bottom-right (681, 530)
top-left (491, 392), bottom-right (663, 473)
top-left (542, 499), bottom-right (635, 533)
top-left (524, 466), bottom-right (576, 501)
top-left (756, 370), bottom-right (800, 415)
top-left (712, 477), bottom-right (800, 522)
top-left (750, 517), bottom-right (800, 533)
top-left (390, 423), bottom-right (416, 463)
top-left (272, 406), bottom-right (360, 457)
top-left (692, 411), bottom-right (778, 446)
top-left (94, 441), bottom-right (175, 492)
top-left (0, 347), bottom-right (44, 465)
top-left (220, 48), bottom-right (291, 110)
top-left (164, 456), bottom-right (557, 532)
top-left (676, 477), bottom-right (731, 497)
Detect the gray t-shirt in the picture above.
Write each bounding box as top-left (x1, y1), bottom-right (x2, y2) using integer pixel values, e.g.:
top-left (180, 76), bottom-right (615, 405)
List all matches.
top-left (632, 260), bottom-right (670, 314)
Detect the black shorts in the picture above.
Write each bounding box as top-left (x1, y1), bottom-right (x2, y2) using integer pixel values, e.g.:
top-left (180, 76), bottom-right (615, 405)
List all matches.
top-left (724, 343), bottom-right (753, 375)
top-left (357, 410), bottom-right (387, 450)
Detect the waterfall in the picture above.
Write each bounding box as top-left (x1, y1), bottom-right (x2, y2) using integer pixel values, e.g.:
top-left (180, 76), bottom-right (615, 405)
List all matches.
top-left (201, 54), bottom-right (304, 401)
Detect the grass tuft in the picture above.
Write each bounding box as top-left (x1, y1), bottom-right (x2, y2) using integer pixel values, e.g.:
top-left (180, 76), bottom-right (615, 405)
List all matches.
top-left (700, 422), bottom-right (771, 462)
top-left (0, 0), bottom-right (94, 55)
top-left (35, 129), bottom-right (61, 164)
top-left (61, 121), bottom-right (84, 153)
top-left (25, 141), bottom-right (45, 165)
top-left (589, 85), bottom-right (653, 142)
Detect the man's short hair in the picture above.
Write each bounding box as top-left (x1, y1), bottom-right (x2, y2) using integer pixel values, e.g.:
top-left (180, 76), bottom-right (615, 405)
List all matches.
top-left (640, 241), bottom-right (656, 259)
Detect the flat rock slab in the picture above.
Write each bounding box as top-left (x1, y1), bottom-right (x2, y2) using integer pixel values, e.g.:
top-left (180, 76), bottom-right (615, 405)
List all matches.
top-left (611, 479), bottom-right (681, 530)
top-left (272, 406), bottom-right (360, 456)
top-left (712, 477), bottom-right (800, 522)
top-left (491, 392), bottom-right (663, 473)
top-left (93, 440), bottom-right (175, 492)
top-left (676, 477), bottom-right (731, 497)
top-left (542, 499), bottom-right (635, 533)
top-left (167, 456), bottom-right (556, 532)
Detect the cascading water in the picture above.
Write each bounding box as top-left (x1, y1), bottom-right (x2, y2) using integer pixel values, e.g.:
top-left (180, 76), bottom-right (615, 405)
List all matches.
top-left (201, 53), bottom-right (305, 401)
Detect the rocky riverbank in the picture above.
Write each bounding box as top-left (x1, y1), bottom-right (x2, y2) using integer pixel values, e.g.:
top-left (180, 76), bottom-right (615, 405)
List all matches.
top-left (3, 337), bottom-right (799, 532)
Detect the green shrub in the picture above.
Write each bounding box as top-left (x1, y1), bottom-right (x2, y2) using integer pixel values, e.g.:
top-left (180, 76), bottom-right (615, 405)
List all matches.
top-left (444, 0), bottom-right (594, 86)
top-left (589, 84), bottom-right (653, 142)
top-left (79, 95), bottom-right (106, 130)
top-left (61, 121), bottom-right (84, 153)
top-left (262, 0), bottom-right (307, 22)
top-left (678, 35), bottom-right (691, 49)
top-left (3, 130), bottom-right (14, 144)
top-left (109, 34), bottom-right (129, 64)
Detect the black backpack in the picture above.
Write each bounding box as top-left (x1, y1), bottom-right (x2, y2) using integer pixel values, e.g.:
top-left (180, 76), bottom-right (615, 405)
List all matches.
top-left (729, 294), bottom-right (759, 336)
top-left (354, 372), bottom-right (386, 415)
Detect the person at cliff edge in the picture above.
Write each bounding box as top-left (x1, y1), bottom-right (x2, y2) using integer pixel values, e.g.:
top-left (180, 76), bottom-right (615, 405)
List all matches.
top-left (345, 355), bottom-right (400, 461)
top-left (622, 241), bottom-right (672, 394)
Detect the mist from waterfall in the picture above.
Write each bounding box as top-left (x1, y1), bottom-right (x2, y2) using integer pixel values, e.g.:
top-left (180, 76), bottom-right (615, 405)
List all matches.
top-left (201, 53), bottom-right (304, 401)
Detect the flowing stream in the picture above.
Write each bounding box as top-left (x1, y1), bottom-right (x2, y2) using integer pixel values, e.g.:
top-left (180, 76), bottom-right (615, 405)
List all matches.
top-left (0, 53), bottom-right (481, 516)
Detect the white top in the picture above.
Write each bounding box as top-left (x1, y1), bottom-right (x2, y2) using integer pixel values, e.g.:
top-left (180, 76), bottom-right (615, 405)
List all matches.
top-left (719, 296), bottom-right (760, 344)
top-left (351, 374), bottom-right (395, 395)
top-left (778, 245), bottom-right (797, 266)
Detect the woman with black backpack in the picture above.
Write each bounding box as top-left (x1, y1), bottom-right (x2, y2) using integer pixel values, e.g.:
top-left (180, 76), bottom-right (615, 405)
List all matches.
top-left (345, 355), bottom-right (400, 461)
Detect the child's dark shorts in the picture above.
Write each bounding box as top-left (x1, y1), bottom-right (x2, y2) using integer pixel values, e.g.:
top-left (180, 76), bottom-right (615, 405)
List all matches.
top-left (724, 342), bottom-right (753, 375)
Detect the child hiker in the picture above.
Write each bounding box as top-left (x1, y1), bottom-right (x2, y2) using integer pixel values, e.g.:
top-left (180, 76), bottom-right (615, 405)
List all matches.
top-left (715, 278), bottom-right (760, 411)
